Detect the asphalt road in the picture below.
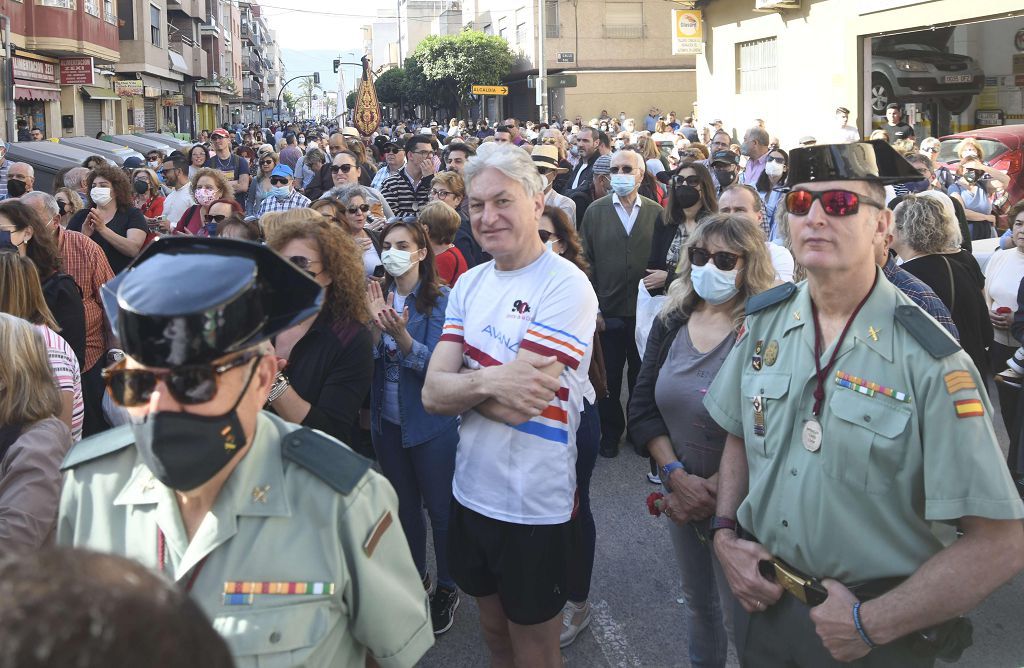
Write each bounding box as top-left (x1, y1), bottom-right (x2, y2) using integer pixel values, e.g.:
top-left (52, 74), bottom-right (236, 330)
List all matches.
top-left (415, 382), bottom-right (1024, 667)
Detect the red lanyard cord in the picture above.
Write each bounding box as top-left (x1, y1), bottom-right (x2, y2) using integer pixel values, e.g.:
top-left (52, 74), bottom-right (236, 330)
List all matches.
top-left (809, 274), bottom-right (877, 416)
top-left (158, 528), bottom-right (208, 593)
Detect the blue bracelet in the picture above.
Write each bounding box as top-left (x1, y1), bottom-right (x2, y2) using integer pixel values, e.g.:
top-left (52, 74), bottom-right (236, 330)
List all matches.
top-left (852, 602), bottom-right (876, 649)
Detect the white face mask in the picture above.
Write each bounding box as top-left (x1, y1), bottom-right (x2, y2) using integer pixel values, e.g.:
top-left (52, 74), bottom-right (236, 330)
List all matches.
top-left (381, 248), bottom-right (417, 277)
top-left (765, 161), bottom-right (785, 178)
top-left (90, 187), bottom-right (112, 206)
top-left (691, 263), bottom-right (739, 305)
top-left (961, 149), bottom-right (978, 159)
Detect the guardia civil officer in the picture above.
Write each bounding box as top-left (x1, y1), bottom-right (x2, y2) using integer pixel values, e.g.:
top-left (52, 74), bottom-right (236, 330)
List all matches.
top-left (57, 237), bottom-right (434, 667)
top-left (703, 141), bottom-right (1024, 666)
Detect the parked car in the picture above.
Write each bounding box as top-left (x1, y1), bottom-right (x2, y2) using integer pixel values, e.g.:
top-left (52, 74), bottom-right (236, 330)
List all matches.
top-left (871, 37), bottom-right (984, 115)
top-left (6, 141), bottom-right (113, 194)
top-left (108, 134), bottom-right (179, 156)
top-left (136, 132), bottom-right (192, 152)
top-left (939, 125), bottom-right (1024, 205)
top-left (60, 136), bottom-right (144, 167)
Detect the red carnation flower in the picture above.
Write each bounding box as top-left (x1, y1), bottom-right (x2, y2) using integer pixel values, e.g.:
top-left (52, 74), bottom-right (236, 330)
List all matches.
top-left (647, 491), bottom-right (666, 517)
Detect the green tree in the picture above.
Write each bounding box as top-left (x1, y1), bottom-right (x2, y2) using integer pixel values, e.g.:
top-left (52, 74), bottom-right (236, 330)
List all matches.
top-left (403, 56), bottom-right (434, 117)
top-left (282, 90), bottom-right (297, 118)
top-left (375, 68), bottom-right (407, 107)
top-left (411, 31), bottom-right (515, 116)
top-left (296, 76), bottom-right (316, 119)
top-left (345, 90), bottom-right (357, 111)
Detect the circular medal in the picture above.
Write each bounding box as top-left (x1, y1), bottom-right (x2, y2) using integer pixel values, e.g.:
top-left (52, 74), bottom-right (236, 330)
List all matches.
top-left (802, 418), bottom-right (822, 452)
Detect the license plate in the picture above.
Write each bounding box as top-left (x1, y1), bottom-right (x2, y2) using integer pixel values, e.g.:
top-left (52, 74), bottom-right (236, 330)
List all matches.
top-left (944, 74), bottom-right (973, 84)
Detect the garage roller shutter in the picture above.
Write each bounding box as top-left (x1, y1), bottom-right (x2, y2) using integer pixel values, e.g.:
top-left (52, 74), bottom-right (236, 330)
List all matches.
top-left (83, 100), bottom-right (103, 137)
top-left (144, 99), bottom-right (158, 131)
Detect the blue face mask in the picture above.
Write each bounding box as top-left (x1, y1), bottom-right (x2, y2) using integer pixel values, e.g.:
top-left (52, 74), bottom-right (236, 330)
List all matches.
top-left (269, 186), bottom-right (290, 200)
top-left (690, 263), bottom-right (739, 305)
top-left (610, 173), bottom-right (636, 197)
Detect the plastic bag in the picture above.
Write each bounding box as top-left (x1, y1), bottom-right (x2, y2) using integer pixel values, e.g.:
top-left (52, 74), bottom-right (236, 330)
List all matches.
top-left (635, 278), bottom-right (666, 359)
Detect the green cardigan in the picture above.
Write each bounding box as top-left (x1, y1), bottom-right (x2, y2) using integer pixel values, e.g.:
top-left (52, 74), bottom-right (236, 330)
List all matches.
top-left (579, 193), bottom-right (663, 318)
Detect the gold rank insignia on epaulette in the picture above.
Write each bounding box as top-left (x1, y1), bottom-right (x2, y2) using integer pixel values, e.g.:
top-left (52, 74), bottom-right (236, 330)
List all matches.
top-left (944, 371), bottom-right (977, 394)
top-left (363, 510), bottom-right (394, 557)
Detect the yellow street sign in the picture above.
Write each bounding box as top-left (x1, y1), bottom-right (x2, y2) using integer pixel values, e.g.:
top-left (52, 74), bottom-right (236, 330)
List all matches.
top-left (472, 85), bottom-right (508, 96)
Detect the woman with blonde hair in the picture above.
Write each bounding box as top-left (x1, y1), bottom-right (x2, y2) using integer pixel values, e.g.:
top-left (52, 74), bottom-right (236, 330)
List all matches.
top-left (130, 168), bottom-right (165, 219)
top-left (264, 217), bottom-right (373, 443)
top-left (173, 167), bottom-right (233, 236)
top-left (244, 150), bottom-right (279, 217)
top-left (54, 188), bottom-right (84, 228)
top-left (628, 214), bottom-right (776, 668)
top-left (0, 313), bottom-right (74, 553)
top-left (0, 253), bottom-right (82, 442)
top-left (946, 137), bottom-right (1010, 236)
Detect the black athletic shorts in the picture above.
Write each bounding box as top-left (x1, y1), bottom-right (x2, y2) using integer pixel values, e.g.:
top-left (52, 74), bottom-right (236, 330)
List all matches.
top-left (448, 500), bottom-right (578, 625)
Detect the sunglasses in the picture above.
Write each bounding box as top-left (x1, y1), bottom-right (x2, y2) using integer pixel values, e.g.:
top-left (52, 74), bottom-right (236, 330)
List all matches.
top-left (688, 247), bottom-right (741, 271)
top-left (609, 165), bottom-right (635, 174)
top-left (766, 156), bottom-right (786, 164)
top-left (347, 204), bottom-right (371, 214)
top-left (785, 189), bottom-right (885, 217)
top-left (261, 159), bottom-right (275, 166)
top-left (270, 177), bottom-right (290, 186)
top-left (288, 255), bottom-right (322, 276)
top-left (673, 175), bottom-right (701, 187)
top-left (331, 164), bottom-right (356, 173)
top-left (203, 214), bottom-right (228, 223)
top-left (384, 147), bottom-right (403, 154)
top-left (921, 147), bottom-right (939, 154)
top-left (103, 350), bottom-right (261, 407)
top-left (538, 229), bottom-right (558, 243)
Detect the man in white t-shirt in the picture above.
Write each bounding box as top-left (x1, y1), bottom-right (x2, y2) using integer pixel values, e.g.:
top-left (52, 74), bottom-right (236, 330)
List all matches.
top-left (718, 184), bottom-right (795, 282)
top-left (159, 154), bottom-right (195, 230)
top-left (423, 144), bottom-right (598, 668)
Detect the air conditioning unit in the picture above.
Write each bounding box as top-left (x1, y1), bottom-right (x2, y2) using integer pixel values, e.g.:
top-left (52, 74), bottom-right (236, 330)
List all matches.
top-left (754, 0), bottom-right (800, 10)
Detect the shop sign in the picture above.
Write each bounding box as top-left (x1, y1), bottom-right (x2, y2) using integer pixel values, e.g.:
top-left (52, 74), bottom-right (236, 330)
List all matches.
top-left (60, 57), bottom-right (94, 85)
top-left (116, 80), bottom-right (144, 97)
top-left (144, 86), bottom-right (161, 98)
top-left (671, 9), bottom-right (703, 56)
top-left (161, 94), bottom-right (185, 107)
top-left (197, 92), bottom-right (221, 105)
top-left (13, 56), bottom-right (57, 83)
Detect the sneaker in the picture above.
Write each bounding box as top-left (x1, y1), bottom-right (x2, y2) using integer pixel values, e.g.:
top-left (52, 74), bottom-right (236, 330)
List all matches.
top-left (647, 472), bottom-right (662, 485)
top-left (430, 586), bottom-right (460, 635)
top-left (996, 369), bottom-right (1023, 389)
top-left (559, 600), bottom-right (591, 648)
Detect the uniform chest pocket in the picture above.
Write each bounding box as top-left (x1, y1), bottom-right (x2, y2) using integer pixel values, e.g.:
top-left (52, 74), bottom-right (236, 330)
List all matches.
top-left (214, 599), bottom-right (338, 668)
top-left (741, 372), bottom-right (791, 459)
top-left (826, 390), bottom-right (911, 494)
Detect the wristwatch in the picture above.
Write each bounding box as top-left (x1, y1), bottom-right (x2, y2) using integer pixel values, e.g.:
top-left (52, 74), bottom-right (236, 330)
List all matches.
top-left (708, 516), bottom-right (738, 539)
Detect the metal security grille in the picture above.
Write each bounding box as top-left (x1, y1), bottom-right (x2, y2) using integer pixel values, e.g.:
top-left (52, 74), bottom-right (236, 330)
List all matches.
top-left (144, 98), bottom-right (158, 131)
top-left (83, 100), bottom-right (103, 136)
top-left (737, 37), bottom-right (778, 93)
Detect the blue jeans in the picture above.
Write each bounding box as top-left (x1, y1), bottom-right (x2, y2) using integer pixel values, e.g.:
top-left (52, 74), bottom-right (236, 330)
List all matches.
top-left (372, 419), bottom-right (458, 588)
top-left (567, 399), bottom-right (600, 602)
top-left (668, 518), bottom-right (735, 668)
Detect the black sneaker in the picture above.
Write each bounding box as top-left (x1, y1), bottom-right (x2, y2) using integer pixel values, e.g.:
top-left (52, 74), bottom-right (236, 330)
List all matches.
top-left (430, 586), bottom-right (460, 635)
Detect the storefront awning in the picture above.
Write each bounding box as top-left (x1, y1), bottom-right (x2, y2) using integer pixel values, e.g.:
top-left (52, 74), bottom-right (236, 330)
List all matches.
top-left (80, 86), bottom-right (120, 101)
top-left (14, 79), bottom-right (60, 102)
top-left (168, 51), bottom-right (189, 74)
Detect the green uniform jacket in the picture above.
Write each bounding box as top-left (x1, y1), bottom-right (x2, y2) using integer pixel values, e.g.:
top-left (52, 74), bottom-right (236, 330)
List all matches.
top-left (704, 270), bottom-right (1024, 584)
top-left (57, 411), bottom-right (434, 668)
top-left (580, 193), bottom-right (661, 318)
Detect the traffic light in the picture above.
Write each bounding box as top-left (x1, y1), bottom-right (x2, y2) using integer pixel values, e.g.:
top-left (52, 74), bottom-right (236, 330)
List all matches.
top-left (313, 72), bottom-right (320, 85)
top-left (333, 59), bottom-right (340, 73)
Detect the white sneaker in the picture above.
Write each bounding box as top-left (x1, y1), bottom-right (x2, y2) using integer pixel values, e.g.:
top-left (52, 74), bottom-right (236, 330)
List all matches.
top-left (559, 600), bottom-right (591, 648)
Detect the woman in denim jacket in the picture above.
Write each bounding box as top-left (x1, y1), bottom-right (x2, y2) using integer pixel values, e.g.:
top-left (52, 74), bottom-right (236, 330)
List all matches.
top-left (366, 218), bottom-right (461, 634)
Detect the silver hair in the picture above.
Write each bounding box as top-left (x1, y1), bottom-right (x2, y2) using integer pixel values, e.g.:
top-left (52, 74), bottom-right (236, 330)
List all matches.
top-left (20, 191), bottom-right (59, 218)
top-left (9, 162), bottom-right (34, 177)
top-left (893, 194), bottom-right (959, 255)
top-left (325, 183), bottom-right (370, 206)
top-left (464, 143), bottom-right (545, 199)
top-left (612, 149), bottom-right (645, 175)
top-left (917, 190), bottom-right (963, 249)
top-left (64, 167), bottom-right (90, 190)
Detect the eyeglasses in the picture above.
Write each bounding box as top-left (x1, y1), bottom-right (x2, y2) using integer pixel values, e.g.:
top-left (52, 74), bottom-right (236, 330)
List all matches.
top-left (270, 177), bottom-right (290, 186)
top-left (203, 214), bottom-right (228, 223)
top-left (609, 165), bottom-right (635, 174)
top-left (538, 229), bottom-right (558, 243)
top-left (261, 159), bottom-right (275, 166)
top-left (430, 189), bottom-right (454, 199)
top-left (103, 350), bottom-right (261, 407)
top-left (288, 255), bottom-right (323, 279)
top-left (785, 189), bottom-right (885, 217)
top-left (346, 204), bottom-right (371, 214)
top-left (688, 247), bottom-right (741, 271)
top-left (766, 156), bottom-right (786, 164)
top-left (331, 164), bottom-right (356, 173)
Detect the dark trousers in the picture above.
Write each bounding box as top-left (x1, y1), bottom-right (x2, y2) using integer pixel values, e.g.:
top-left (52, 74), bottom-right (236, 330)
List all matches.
top-left (990, 342), bottom-right (1021, 475)
top-left (597, 316), bottom-right (641, 446)
top-left (81, 358), bottom-right (108, 437)
top-left (567, 400), bottom-right (600, 602)
top-left (739, 593), bottom-right (935, 668)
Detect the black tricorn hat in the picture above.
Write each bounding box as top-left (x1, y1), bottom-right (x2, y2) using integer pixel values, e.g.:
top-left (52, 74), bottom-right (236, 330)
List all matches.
top-left (101, 237), bottom-right (324, 367)
top-left (784, 139), bottom-right (925, 188)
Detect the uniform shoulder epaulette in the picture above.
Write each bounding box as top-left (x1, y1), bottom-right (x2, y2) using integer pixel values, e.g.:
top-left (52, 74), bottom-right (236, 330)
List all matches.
top-left (61, 425), bottom-right (135, 471)
top-left (745, 282), bottom-right (797, 316)
top-left (894, 305), bottom-right (961, 358)
top-left (281, 427), bottom-right (371, 496)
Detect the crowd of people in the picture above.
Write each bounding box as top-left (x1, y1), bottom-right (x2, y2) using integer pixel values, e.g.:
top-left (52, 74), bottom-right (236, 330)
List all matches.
top-left (0, 105), bottom-right (1023, 667)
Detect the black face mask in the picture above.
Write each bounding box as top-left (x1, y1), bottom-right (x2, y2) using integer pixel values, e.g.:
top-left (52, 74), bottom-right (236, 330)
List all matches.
top-left (0, 230), bottom-right (19, 253)
top-left (905, 179), bottom-right (930, 194)
top-left (132, 360), bottom-right (258, 491)
top-left (963, 170), bottom-right (979, 184)
top-left (133, 179), bottom-right (149, 195)
top-left (714, 169), bottom-right (736, 188)
top-left (57, 200), bottom-right (67, 216)
top-left (6, 180), bottom-right (26, 198)
top-left (672, 183), bottom-right (702, 209)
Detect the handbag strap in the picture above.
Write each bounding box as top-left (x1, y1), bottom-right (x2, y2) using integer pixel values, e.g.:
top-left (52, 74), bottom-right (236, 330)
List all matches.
top-left (941, 255), bottom-right (956, 313)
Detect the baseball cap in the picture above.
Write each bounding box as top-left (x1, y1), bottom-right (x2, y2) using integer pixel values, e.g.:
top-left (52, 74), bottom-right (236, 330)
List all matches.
top-left (211, 128), bottom-right (231, 139)
top-left (711, 150), bottom-right (740, 166)
top-left (270, 164), bottom-right (294, 179)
